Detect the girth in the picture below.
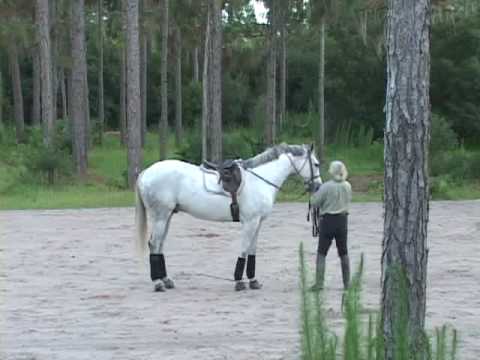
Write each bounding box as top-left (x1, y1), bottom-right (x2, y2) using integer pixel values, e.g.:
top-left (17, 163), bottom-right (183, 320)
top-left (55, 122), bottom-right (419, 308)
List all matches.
top-left (202, 160), bottom-right (242, 222)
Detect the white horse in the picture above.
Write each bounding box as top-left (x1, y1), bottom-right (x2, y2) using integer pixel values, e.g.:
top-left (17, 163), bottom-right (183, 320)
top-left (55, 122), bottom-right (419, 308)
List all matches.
top-left (135, 143), bottom-right (322, 292)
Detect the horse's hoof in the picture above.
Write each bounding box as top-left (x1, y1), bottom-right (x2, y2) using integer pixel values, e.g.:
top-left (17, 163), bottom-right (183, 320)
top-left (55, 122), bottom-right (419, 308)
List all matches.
top-left (249, 280), bottom-right (263, 290)
top-left (235, 281), bottom-right (247, 291)
top-left (153, 279), bottom-right (166, 292)
top-left (163, 278), bottom-right (175, 289)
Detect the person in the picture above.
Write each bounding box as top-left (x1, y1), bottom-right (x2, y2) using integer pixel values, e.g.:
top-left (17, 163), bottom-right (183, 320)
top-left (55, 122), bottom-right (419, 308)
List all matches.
top-left (310, 160), bottom-right (352, 291)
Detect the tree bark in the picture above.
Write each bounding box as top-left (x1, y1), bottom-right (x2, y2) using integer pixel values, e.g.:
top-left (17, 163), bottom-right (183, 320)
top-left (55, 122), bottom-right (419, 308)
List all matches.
top-left (37, 0), bottom-right (55, 147)
top-left (202, 0), bottom-right (223, 162)
top-left (83, 58), bottom-right (90, 149)
top-left (60, 67), bottom-right (68, 121)
top-left (8, 42), bottom-right (25, 143)
top-left (317, 16), bottom-right (325, 163)
top-left (71, 0), bottom-right (88, 178)
top-left (140, 18), bottom-right (148, 147)
top-left (202, 15), bottom-right (209, 161)
top-left (381, 0), bottom-right (431, 358)
top-left (0, 66), bottom-right (3, 131)
top-left (279, 20), bottom-right (287, 129)
top-left (126, 0), bottom-right (143, 189)
top-left (265, 2), bottom-right (277, 146)
top-left (120, 47), bottom-right (127, 145)
top-left (32, 50), bottom-right (41, 127)
top-left (193, 46), bottom-right (199, 83)
top-left (98, 0), bottom-right (105, 144)
top-left (159, 0), bottom-right (169, 160)
top-left (174, 23), bottom-right (183, 145)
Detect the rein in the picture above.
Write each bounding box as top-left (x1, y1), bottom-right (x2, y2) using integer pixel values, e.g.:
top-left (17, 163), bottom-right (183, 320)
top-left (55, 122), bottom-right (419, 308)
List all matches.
top-left (244, 168), bottom-right (282, 190)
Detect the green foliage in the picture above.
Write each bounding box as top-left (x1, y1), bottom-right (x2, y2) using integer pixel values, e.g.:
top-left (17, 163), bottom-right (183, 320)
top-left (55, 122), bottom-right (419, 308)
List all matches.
top-left (299, 245), bottom-right (459, 360)
top-left (183, 81), bottom-right (202, 129)
top-left (430, 114), bottom-right (458, 155)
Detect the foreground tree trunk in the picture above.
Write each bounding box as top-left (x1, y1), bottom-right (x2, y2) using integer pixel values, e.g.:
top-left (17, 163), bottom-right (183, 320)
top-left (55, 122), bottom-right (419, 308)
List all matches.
top-left (202, 0), bottom-right (223, 162)
top-left (317, 16), bottom-right (325, 162)
top-left (32, 51), bottom-right (41, 127)
top-left (8, 42), bottom-right (25, 143)
top-left (126, 0), bottom-right (143, 189)
top-left (37, 0), bottom-right (55, 146)
top-left (174, 23), bottom-right (183, 145)
top-left (71, 0), bottom-right (88, 178)
top-left (381, 0), bottom-right (431, 358)
top-left (159, 0), bottom-right (169, 160)
top-left (98, 0), bottom-right (105, 144)
top-left (120, 47), bottom-right (127, 145)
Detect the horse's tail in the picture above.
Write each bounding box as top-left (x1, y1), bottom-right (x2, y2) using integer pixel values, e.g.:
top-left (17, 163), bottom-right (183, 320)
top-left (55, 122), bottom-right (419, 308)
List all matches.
top-left (135, 180), bottom-right (148, 256)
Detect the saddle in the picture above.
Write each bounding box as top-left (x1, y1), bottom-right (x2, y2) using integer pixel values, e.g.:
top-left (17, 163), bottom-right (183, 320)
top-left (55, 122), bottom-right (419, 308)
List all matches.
top-left (202, 160), bottom-right (242, 222)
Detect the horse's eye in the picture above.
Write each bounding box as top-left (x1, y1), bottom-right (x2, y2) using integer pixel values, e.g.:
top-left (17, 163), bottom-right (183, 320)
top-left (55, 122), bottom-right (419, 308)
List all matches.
top-left (314, 163), bottom-right (320, 168)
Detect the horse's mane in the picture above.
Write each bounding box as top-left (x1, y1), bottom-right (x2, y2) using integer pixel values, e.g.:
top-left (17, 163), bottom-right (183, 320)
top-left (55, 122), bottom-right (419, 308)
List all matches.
top-left (241, 143), bottom-right (305, 168)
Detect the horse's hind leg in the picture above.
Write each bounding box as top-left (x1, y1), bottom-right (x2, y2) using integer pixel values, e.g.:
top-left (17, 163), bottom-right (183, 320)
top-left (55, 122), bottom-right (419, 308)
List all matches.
top-left (149, 210), bottom-right (175, 292)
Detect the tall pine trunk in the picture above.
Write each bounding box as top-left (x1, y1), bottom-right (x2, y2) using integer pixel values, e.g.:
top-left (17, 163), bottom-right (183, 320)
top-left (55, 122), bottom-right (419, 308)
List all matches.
top-left (159, 0), bottom-right (169, 160)
top-left (126, 0), bottom-right (143, 189)
top-left (265, 3), bottom-right (277, 146)
top-left (60, 67), bottom-right (68, 120)
top-left (140, 24), bottom-right (148, 147)
top-left (317, 16), bottom-right (325, 162)
top-left (193, 46), bottom-right (199, 83)
top-left (279, 22), bottom-right (287, 129)
top-left (120, 48), bottom-right (127, 145)
top-left (201, 17), bottom-right (209, 161)
top-left (8, 42), bottom-right (25, 143)
top-left (98, 0), bottom-right (105, 144)
top-left (32, 51), bottom-right (41, 127)
top-left (71, 0), bottom-right (88, 178)
top-left (202, 0), bottom-right (222, 162)
top-left (37, 0), bottom-right (55, 147)
top-left (0, 66), bottom-right (3, 131)
top-left (381, 0), bottom-right (431, 358)
top-left (174, 23), bottom-right (183, 145)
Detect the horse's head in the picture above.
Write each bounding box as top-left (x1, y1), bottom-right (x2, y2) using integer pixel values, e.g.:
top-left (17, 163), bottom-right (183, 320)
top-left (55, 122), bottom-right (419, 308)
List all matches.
top-left (289, 144), bottom-right (322, 193)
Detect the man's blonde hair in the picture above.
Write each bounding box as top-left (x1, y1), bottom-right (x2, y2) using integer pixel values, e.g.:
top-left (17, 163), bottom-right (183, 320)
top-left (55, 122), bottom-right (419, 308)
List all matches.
top-left (329, 161), bottom-right (348, 182)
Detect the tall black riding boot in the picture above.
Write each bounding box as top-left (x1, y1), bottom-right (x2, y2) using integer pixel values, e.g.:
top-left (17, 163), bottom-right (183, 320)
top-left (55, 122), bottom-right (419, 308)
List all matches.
top-left (310, 254), bottom-right (326, 292)
top-left (340, 255), bottom-right (350, 290)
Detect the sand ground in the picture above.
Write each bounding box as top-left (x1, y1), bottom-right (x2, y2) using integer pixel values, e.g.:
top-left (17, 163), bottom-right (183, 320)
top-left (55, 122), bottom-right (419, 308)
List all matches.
top-left (1, 201), bottom-right (479, 360)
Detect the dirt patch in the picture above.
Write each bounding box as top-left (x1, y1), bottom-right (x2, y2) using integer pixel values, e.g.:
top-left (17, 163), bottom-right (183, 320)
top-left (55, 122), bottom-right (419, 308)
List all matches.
top-left (1, 202), bottom-right (479, 359)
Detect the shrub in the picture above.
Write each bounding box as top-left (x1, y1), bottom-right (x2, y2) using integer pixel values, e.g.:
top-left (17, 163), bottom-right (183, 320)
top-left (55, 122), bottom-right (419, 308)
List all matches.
top-left (299, 243), bottom-right (459, 360)
top-left (430, 114), bottom-right (458, 156)
top-left (29, 145), bottom-right (71, 185)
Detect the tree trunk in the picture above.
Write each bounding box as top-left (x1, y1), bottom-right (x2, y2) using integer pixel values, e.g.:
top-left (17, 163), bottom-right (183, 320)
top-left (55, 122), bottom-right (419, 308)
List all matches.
top-left (175, 23), bottom-right (183, 145)
top-left (32, 51), bottom-right (41, 127)
top-left (50, 0), bottom-right (58, 122)
top-left (120, 47), bottom-right (127, 145)
top-left (193, 46), bottom-right (199, 83)
top-left (98, 0), bottom-right (105, 144)
top-left (37, 0), bottom-right (55, 147)
top-left (159, 0), bottom-right (169, 160)
top-left (279, 21), bottom-right (287, 129)
top-left (83, 60), bottom-right (90, 149)
top-left (0, 67), bottom-right (3, 131)
top-left (381, 0), bottom-right (431, 358)
top-left (202, 15), bottom-right (209, 161)
top-left (265, 2), bottom-right (277, 146)
top-left (126, 0), bottom-right (143, 189)
top-left (202, 0), bottom-right (223, 162)
top-left (71, 0), bottom-right (88, 178)
top-left (8, 42), bottom-right (25, 143)
top-left (60, 67), bottom-right (68, 121)
top-left (140, 21), bottom-right (148, 147)
top-left (317, 16), bottom-right (325, 163)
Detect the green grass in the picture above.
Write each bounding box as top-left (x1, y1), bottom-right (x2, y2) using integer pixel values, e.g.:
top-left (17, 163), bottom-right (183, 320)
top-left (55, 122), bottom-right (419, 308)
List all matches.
top-left (0, 131), bottom-right (478, 210)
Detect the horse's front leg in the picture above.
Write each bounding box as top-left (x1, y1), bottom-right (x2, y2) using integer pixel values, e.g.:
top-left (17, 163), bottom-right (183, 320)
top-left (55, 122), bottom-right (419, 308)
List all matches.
top-left (234, 217), bottom-right (263, 291)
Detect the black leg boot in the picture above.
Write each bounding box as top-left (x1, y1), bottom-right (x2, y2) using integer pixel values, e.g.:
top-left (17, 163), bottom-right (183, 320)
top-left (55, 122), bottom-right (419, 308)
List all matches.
top-left (310, 254), bottom-right (326, 292)
top-left (247, 255), bottom-right (262, 290)
top-left (150, 254), bottom-right (167, 292)
top-left (234, 257), bottom-right (246, 291)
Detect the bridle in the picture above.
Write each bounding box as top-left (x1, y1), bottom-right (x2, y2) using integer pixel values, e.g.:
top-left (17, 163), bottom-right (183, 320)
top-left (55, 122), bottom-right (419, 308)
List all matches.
top-left (286, 148), bottom-right (321, 193)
